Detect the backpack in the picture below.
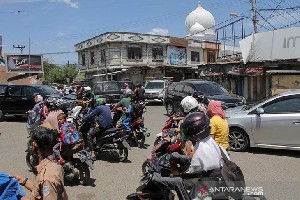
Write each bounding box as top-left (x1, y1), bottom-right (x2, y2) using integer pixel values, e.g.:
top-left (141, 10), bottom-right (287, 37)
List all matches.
top-left (219, 147), bottom-right (245, 199)
top-left (61, 123), bottom-right (81, 145)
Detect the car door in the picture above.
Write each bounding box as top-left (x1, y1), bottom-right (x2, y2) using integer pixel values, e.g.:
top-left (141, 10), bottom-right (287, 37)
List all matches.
top-left (5, 85), bottom-right (25, 114)
top-left (24, 85), bottom-right (39, 112)
top-left (251, 95), bottom-right (300, 147)
top-left (173, 83), bottom-right (185, 112)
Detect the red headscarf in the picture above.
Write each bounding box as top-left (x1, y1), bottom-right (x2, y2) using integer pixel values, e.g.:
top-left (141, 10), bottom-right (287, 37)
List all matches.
top-left (207, 100), bottom-right (226, 119)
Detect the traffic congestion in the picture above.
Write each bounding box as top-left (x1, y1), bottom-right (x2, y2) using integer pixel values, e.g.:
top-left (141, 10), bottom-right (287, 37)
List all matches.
top-left (3, 80), bottom-right (295, 200)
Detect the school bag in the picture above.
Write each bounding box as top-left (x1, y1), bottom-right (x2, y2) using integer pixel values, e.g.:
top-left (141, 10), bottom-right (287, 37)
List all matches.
top-left (61, 122), bottom-right (81, 145)
top-left (219, 146), bottom-right (246, 199)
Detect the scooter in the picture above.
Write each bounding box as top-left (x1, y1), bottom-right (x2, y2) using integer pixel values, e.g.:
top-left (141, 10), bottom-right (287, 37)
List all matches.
top-left (94, 127), bottom-right (131, 162)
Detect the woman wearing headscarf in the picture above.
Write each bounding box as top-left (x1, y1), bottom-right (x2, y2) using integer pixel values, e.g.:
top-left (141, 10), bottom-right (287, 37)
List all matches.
top-left (207, 100), bottom-right (229, 150)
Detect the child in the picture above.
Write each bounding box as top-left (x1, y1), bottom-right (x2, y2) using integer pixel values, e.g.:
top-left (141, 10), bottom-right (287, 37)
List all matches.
top-left (54, 113), bottom-right (81, 164)
top-left (53, 113), bottom-right (67, 164)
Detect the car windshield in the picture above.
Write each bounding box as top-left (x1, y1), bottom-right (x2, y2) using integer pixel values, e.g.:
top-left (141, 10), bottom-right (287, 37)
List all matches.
top-left (95, 82), bottom-right (119, 92)
top-left (145, 82), bottom-right (164, 89)
top-left (194, 83), bottom-right (228, 95)
top-left (35, 85), bottom-right (59, 95)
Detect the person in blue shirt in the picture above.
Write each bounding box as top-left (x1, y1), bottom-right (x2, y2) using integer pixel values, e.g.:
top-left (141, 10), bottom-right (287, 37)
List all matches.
top-left (83, 96), bottom-right (113, 159)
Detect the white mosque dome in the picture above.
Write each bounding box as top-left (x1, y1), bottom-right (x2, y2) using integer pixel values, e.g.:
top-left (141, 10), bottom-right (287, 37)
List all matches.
top-left (185, 3), bottom-right (216, 37)
top-left (189, 22), bottom-right (205, 36)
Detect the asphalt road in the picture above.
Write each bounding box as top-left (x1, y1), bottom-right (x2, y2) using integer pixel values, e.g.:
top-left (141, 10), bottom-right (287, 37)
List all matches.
top-left (0, 105), bottom-right (299, 200)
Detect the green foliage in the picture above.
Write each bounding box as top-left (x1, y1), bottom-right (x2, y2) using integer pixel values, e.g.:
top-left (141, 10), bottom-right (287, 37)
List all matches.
top-left (41, 60), bottom-right (80, 85)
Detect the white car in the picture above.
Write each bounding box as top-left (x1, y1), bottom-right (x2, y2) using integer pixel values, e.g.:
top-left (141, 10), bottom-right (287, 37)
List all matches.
top-left (225, 89), bottom-right (300, 151)
top-left (144, 80), bottom-right (166, 103)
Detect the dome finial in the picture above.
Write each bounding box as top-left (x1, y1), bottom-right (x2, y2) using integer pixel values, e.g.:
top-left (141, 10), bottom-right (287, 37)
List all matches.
top-left (198, 1), bottom-right (201, 7)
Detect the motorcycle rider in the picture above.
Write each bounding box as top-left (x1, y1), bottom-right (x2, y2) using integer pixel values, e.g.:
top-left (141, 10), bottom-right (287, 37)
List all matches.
top-left (10, 125), bottom-right (69, 200)
top-left (28, 95), bottom-right (46, 133)
top-left (134, 83), bottom-right (145, 102)
top-left (151, 112), bottom-right (230, 200)
top-left (192, 91), bottom-right (208, 114)
top-left (82, 96), bottom-right (113, 159)
top-left (207, 100), bottom-right (229, 150)
top-left (43, 99), bottom-right (64, 132)
top-left (112, 91), bottom-right (133, 128)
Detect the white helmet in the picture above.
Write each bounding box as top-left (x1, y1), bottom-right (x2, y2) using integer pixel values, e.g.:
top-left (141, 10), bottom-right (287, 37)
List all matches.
top-left (34, 94), bottom-right (43, 103)
top-left (180, 96), bottom-right (198, 114)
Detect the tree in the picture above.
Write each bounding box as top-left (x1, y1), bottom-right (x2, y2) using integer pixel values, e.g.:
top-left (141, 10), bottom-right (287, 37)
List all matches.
top-left (40, 60), bottom-right (79, 85)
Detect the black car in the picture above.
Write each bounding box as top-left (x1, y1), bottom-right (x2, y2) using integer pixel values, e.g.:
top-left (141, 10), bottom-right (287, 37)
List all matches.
top-left (163, 80), bottom-right (246, 115)
top-left (0, 84), bottom-right (76, 121)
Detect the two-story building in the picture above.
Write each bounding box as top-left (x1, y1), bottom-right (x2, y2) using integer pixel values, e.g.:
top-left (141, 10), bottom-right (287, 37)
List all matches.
top-left (75, 3), bottom-right (231, 84)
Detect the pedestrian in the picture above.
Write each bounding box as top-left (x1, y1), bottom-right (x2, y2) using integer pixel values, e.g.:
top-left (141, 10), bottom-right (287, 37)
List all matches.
top-left (207, 100), bottom-right (229, 150)
top-left (10, 125), bottom-right (68, 200)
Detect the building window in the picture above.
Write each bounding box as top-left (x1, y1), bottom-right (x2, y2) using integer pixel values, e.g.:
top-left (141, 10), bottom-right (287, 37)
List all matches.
top-left (90, 51), bottom-right (95, 65)
top-left (127, 46), bottom-right (142, 59)
top-left (191, 51), bottom-right (200, 62)
top-left (207, 51), bottom-right (216, 63)
top-left (82, 54), bottom-right (85, 66)
top-left (101, 49), bottom-right (106, 63)
top-left (152, 46), bottom-right (163, 61)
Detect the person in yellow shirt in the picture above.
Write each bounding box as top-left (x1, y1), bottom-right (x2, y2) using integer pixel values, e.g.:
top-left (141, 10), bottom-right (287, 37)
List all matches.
top-left (207, 100), bottom-right (229, 150)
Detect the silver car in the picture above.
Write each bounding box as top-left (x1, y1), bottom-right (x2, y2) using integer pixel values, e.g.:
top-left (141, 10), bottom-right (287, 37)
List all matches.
top-left (225, 89), bottom-right (300, 151)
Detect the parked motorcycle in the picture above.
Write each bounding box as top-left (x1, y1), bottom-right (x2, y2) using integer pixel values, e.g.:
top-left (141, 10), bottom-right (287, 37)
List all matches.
top-left (94, 127), bottom-right (131, 162)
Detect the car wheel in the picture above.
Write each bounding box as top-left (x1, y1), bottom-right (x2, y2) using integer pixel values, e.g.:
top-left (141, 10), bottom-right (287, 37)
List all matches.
top-left (166, 102), bottom-right (174, 116)
top-left (0, 110), bottom-right (4, 122)
top-left (229, 128), bottom-right (250, 152)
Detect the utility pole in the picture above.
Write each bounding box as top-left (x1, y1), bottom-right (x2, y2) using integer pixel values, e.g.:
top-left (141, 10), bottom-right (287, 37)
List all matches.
top-left (251, 0), bottom-right (258, 33)
top-left (13, 45), bottom-right (25, 54)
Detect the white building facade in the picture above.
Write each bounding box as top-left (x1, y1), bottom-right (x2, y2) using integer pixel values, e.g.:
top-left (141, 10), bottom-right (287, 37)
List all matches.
top-left (75, 3), bottom-right (238, 84)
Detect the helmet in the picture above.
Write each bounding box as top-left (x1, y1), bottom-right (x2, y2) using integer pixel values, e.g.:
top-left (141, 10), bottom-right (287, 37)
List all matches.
top-left (34, 95), bottom-right (43, 103)
top-left (94, 96), bottom-right (106, 106)
top-left (180, 96), bottom-right (199, 114)
top-left (124, 89), bottom-right (134, 98)
top-left (181, 112), bottom-right (210, 142)
top-left (45, 98), bottom-right (61, 111)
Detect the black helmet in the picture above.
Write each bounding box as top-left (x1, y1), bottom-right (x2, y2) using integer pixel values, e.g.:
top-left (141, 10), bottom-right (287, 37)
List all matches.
top-left (192, 91), bottom-right (209, 105)
top-left (181, 112), bottom-right (210, 142)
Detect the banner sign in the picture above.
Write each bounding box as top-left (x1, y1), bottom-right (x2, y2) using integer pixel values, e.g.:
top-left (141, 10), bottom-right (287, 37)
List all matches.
top-left (5, 54), bottom-right (43, 73)
top-left (167, 46), bottom-right (187, 65)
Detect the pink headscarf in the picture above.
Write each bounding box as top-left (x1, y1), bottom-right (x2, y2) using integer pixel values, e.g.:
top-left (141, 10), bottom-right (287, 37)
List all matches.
top-left (207, 100), bottom-right (226, 119)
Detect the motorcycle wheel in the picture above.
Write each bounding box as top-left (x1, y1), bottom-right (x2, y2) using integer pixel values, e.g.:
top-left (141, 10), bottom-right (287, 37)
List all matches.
top-left (72, 158), bottom-right (90, 185)
top-left (141, 160), bottom-right (150, 175)
top-left (117, 143), bottom-right (128, 162)
top-left (26, 151), bottom-right (37, 174)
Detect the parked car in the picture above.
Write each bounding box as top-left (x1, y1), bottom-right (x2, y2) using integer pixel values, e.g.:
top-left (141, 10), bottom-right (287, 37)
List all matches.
top-left (144, 80), bottom-right (166, 103)
top-left (225, 89), bottom-right (300, 152)
top-left (93, 81), bottom-right (121, 105)
top-left (0, 84), bottom-right (76, 121)
top-left (163, 80), bottom-right (246, 115)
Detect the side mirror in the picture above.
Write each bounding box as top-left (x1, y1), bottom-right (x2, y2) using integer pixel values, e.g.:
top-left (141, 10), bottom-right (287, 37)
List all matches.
top-left (256, 107), bottom-right (265, 115)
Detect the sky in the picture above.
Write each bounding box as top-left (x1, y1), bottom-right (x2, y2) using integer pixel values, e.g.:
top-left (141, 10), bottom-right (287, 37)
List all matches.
top-left (0, 0), bottom-right (299, 65)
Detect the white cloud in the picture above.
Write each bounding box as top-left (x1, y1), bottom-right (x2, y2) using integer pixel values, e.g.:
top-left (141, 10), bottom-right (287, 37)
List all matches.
top-left (0, 0), bottom-right (42, 3)
top-left (147, 28), bottom-right (169, 36)
top-left (49, 0), bottom-right (79, 8)
top-left (57, 32), bottom-right (64, 36)
top-left (0, 0), bottom-right (79, 8)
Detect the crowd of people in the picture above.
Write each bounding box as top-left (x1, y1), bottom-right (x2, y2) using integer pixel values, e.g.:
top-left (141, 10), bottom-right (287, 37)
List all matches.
top-left (2, 80), bottom-right (234, 200)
